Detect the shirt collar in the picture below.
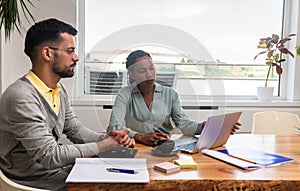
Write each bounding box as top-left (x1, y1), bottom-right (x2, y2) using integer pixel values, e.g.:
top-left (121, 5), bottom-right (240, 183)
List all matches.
top-left (25, 70), bottom-right (61, 94)
top-left (132, 82), bottom-right (163, 94)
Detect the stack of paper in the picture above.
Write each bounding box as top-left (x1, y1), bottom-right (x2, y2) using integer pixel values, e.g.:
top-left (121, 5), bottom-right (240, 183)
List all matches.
top-left (154, 162), bottom-right (180, 173)
top-left (66, 158), bottom-right (149, 183)
top-left (174, 159), bottom-right (198, 169)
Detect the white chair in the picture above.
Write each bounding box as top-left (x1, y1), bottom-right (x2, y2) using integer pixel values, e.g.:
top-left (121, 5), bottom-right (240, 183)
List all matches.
top-left (252, 111), bottom-right (300, 134)
top-left (0, 170), bottom-right (49, 191)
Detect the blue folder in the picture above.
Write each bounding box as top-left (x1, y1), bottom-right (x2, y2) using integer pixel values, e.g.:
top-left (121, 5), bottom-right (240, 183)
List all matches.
top-left (217, 148), bottom-right (293, 166)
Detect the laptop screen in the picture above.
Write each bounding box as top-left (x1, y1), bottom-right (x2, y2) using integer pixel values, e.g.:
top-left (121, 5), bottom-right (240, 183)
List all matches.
top-left (195, 111), bottom-right (242, 152)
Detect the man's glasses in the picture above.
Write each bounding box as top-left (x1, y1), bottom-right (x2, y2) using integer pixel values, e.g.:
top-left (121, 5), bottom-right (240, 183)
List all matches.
top-left (49, 47), bottom-right (77, 55)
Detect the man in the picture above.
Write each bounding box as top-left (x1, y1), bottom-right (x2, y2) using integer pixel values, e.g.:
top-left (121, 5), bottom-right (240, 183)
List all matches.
top-left (0, 18), bottom-right (135, 191)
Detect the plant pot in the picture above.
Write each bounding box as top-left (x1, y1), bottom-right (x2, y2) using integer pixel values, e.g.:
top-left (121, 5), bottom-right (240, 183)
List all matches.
top-left (257, 87), bottom-right (274, 101)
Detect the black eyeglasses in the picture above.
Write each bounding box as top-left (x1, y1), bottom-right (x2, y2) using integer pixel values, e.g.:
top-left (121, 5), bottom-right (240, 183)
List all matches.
top-left (49, 47), bottom-right (77, 55)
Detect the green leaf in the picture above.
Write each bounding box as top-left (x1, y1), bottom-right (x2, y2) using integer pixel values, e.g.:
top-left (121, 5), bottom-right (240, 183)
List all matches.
top-left (274, 53), bottom-right (280, 61)
top-left (0, 0), bottom-right (36, 41)
top-left (296, 45), bottom-right (300, 56)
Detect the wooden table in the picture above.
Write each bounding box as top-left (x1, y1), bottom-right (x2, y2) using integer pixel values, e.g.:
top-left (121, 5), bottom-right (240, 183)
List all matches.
top-left (67, 134), bottom-right (300, 191)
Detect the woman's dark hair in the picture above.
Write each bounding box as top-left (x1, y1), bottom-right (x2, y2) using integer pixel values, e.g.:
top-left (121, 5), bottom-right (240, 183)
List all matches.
top-left (24, 18), bottom-right (78, 60)
top-left (126, 50), bottom-right (151, 69)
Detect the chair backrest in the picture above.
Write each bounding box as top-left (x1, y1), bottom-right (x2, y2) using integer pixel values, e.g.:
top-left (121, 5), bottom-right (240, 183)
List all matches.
top-left (252, 111), bottom-right (300, 134)
top-left (0, 170), bottom-right (49, 191)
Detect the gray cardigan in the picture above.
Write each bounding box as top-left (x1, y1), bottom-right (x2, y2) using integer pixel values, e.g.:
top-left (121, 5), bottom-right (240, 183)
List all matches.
top-left (0, 77), bottom-right (106, 190)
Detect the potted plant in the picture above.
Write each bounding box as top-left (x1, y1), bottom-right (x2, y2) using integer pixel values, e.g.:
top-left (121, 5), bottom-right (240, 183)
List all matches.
top-left (254, 33), bottom-right (295, 101)
top-left (0, 0), bottom-right (35, 41)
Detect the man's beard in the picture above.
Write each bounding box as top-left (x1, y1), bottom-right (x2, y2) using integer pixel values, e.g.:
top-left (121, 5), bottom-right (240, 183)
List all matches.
top-left (52, 61), bottom-right (76, 78)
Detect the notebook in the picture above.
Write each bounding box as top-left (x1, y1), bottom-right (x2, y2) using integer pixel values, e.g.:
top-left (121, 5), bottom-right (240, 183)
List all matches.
top-left (66, 158), bottom-right (149, 183)
top-left (175, 111), bottom-right (242, 154)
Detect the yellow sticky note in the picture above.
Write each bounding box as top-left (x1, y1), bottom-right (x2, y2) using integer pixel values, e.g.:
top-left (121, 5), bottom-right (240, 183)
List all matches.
top-left (174, 159), bottom-right (197, 169)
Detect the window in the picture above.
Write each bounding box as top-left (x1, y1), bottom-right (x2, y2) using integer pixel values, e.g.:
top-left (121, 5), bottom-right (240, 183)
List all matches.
top-left (79, 0), bottom-right (285, 99)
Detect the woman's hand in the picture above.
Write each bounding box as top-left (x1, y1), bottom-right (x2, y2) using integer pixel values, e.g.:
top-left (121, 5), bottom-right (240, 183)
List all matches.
top-left (134, 132), bottom-right (169, 146)
top-left (231, 122), bottom-right (241, 135)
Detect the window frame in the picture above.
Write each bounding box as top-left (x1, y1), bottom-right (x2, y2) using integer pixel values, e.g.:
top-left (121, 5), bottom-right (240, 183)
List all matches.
top-left (75, 0), bottom-right (300, 102)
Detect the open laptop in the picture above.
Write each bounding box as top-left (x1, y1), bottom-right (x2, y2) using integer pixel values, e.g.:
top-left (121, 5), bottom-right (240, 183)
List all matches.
top-left (175, 111), bottom-right (242, 154)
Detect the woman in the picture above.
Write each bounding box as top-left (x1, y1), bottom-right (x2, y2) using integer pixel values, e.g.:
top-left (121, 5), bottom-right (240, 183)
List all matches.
top-left (108, 50), bottom-right (239, 146)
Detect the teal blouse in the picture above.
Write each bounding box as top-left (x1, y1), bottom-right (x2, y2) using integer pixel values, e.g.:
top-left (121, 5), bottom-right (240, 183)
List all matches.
top-left (108, 83), bottom-right (203, 138)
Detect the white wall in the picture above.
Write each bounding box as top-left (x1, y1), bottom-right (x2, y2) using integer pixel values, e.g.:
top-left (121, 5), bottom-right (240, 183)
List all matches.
top-left (0, 0), bottom-right (77, 94)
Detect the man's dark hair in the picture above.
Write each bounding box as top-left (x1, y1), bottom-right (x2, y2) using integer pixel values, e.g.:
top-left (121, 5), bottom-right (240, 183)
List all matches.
top-left (24, 18), bottom-right (78, 60)
top-left (126, 50), bottom-right (151, 69)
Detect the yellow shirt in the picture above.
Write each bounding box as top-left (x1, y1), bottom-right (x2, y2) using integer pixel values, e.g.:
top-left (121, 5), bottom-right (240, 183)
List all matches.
top-left (25, 71), bottom-right (61, 115)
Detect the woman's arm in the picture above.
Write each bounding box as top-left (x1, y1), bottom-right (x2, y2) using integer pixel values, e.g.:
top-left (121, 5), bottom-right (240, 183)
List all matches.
top-left (170, 91), bottom-right (204, 136)
top-left (108, 88), bottom-right (137, 138)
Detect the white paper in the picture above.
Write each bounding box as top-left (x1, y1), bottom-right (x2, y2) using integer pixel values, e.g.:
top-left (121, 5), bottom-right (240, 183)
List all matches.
top-left (171, 134), bottom-right (197, 146)
top-left (201, 149), bottom-right (264, 170)
top-left (66, 158), bottom-right (150, 183)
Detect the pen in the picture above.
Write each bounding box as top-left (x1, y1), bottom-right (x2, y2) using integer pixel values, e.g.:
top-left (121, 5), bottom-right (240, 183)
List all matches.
top-left (106, 168), bottom-right (137, 174)
top-left (154, 127), bottom-right (169, 135)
